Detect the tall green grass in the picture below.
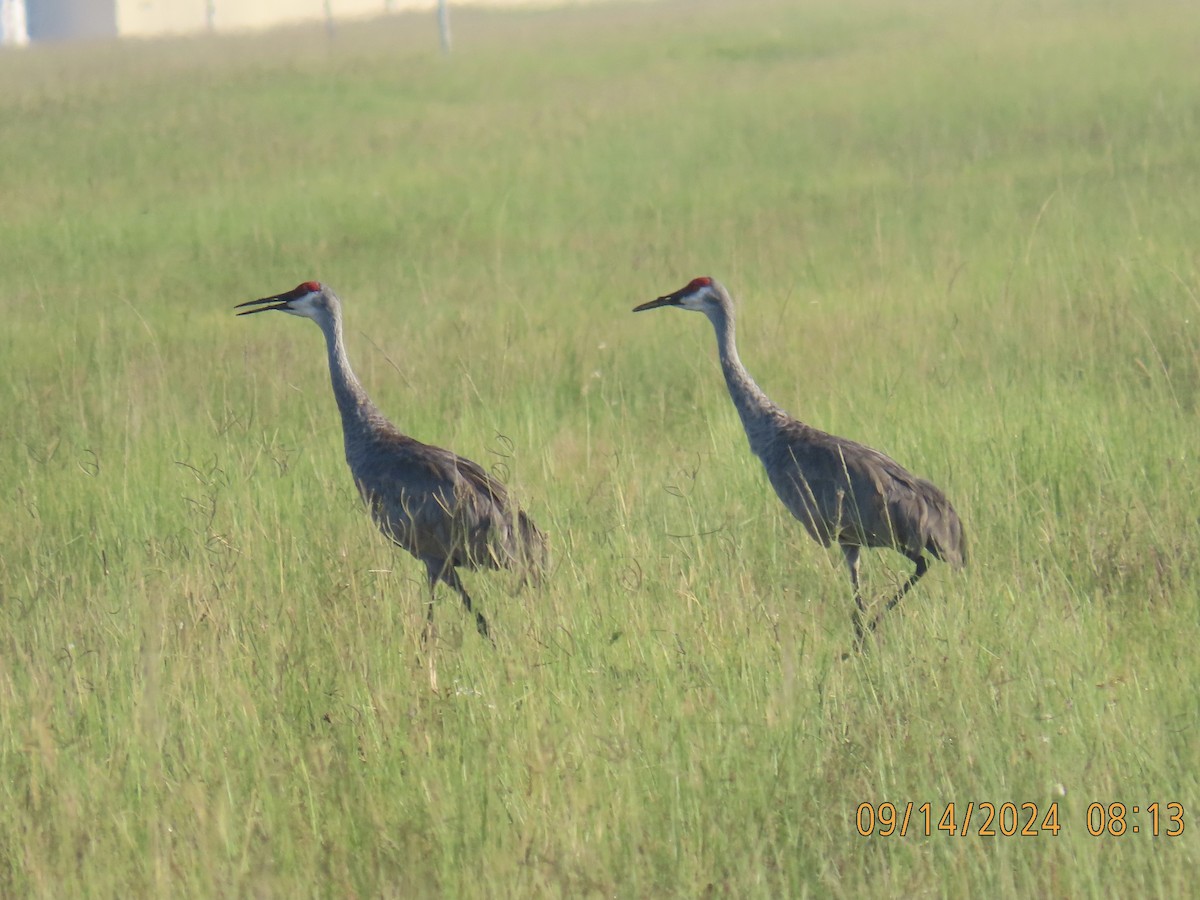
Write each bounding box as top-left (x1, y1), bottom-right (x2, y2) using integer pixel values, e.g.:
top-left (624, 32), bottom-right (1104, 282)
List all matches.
top-left (2, 0), bottom-right (1198, 894)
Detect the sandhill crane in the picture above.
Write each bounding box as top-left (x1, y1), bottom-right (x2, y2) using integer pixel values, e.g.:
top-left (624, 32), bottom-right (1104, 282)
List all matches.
top-left (634, 277), bottom-right (965, 646)
top-left (237, 281), bottom-right (546, 640)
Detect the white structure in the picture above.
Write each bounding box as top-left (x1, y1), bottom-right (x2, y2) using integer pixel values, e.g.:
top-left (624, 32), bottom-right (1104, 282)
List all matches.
top-left (5, 0), bottom-right (619, 43)
top-left (1, 0), bottom-right (29, 45)
top-left (19, 1), bottom-right (412, 41)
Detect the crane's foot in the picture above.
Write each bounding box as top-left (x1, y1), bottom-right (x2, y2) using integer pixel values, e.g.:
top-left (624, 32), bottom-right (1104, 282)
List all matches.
top-left (427, 648), bottom-right (440, 694)
top-left (420, 618), bottom-right (440, 694)
top-left (475, 611), bottom-right (495, 646)
top-left (851, 607), bottom-right (888, 653)
top-left (851, 601), bottom-right (881, 650)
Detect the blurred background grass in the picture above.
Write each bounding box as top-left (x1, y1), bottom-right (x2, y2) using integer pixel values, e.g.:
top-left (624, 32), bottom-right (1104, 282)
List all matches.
top-left (1, 0), bottom-right (1198, 894)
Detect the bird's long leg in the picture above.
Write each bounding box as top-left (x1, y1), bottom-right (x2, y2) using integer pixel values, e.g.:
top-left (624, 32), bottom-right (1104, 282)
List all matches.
top-left (869, 552), bottom-right (929, 633)
top-left (421, 561), bottom-right (441, 694)
top-left (440, 566), bottom-right (492, 642)
top-left (421, 561), bottom-right (440, 641)
top-left (842, 544), bottom-right (868, 647)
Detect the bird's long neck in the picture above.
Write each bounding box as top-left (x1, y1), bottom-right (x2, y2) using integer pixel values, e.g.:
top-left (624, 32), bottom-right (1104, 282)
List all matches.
top-left (707, 303), bottom-right (785, 451)
top-left (321, 308), bottom-right (384, 451)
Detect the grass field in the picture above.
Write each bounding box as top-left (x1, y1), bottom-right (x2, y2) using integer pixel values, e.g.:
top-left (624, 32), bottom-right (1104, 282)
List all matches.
top-left (2, 0), bottom-right (1199, 894)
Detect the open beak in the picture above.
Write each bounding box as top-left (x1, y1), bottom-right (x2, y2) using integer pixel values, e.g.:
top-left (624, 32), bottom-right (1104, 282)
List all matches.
top-left (632, 291), bottom-right (681, 312)
top-left (235, 293), bottom-right (293, 316)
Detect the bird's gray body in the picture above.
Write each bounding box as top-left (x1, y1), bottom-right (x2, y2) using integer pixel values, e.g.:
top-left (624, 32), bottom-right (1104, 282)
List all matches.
top-left (347, 426), bottom-right (544, 580)
top-left (748, 412), bottom-right (964, 565)
top-left (238, 282), bottom-right (545, 637)
top-left (635, 277), bottom-right (965, 643)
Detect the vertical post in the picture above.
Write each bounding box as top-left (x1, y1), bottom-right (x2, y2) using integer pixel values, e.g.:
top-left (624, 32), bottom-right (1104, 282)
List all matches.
top-left (437, 0), bottom-right (451, 55)
top-left (1, 0), bottom-right (31, 46)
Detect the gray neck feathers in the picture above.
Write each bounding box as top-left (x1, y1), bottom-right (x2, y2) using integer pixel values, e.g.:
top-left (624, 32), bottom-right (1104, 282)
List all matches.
top-left (706, 302), bottom-right (784, 453)
top-left (319, 301), bottom-right (383, 454)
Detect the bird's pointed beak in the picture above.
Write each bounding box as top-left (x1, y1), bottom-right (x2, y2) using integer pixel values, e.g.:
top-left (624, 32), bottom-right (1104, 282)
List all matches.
top-left (235, 293), bottom-right (293, 316)
top-left (632, 292), bottom-right (682, 313)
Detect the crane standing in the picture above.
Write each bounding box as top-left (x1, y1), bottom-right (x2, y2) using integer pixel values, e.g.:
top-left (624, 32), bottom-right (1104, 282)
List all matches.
top-left (633, 277), bottom-right (965, 645)
top-left (237, 281), bottom-right (546, 641)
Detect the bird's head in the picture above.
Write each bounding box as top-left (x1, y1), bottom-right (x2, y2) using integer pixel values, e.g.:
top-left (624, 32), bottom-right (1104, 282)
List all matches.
top-left (236, 281), bottom-right (339, 322)
top-left (633, 276), bottom-right (728, 316)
